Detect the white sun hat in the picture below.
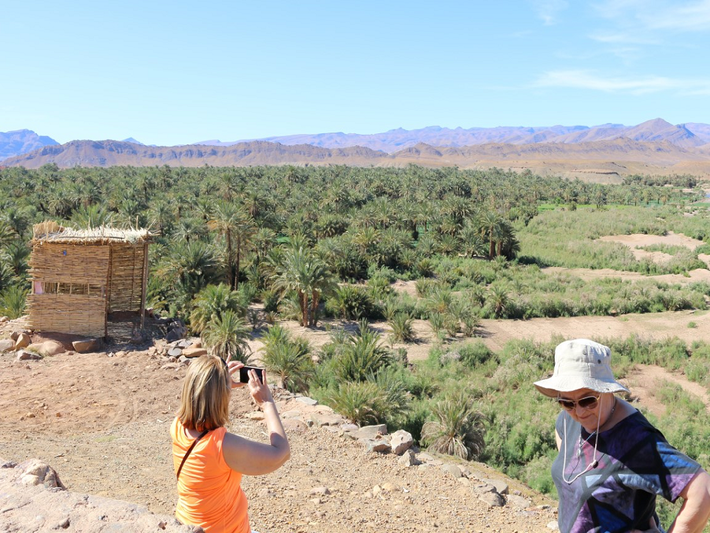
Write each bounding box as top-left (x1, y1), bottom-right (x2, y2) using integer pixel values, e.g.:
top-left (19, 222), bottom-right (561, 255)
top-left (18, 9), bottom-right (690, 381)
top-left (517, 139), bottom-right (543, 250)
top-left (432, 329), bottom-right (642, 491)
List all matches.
top-left (534, 338), bottom-right (630, 397)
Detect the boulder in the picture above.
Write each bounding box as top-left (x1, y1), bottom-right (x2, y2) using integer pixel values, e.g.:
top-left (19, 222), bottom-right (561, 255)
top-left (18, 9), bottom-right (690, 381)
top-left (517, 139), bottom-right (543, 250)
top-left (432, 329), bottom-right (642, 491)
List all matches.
top-left (16, 350), bottom-right (42, 361)
top-left (479, 491), bottom-right (506, 507)
top-left (0, 338), bottom-right (15, 352)
top-left (15, 333), bottom-right (31, 349)
top-left (397, 450), bottom-right (422, 467)
top-left (354, 424), bottom-right (387, 439)
top-left (363, 438), bottom-right (391, 453)
top-left (441, 464), bottom-right (462, 478)
top-left (390, 429), bottom-right (413, 455)
top-left (182, 347), bottom-right (208, 358)
top-left (28, 340), bottom-right (65, 357)
top-left (72, 338), bottom-right (103, 353)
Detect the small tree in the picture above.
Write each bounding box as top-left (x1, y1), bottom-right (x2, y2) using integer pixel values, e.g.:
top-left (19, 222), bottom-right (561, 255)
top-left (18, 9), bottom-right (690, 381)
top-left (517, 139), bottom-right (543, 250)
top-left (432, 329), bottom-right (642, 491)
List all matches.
top-left (202, 309), bottom-right (251, 363)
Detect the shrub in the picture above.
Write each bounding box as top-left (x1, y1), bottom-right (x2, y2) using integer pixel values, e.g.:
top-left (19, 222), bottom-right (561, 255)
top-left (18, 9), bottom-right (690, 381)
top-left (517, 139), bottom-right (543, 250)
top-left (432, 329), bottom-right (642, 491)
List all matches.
top-left (317, 381), bottom-right (387, 425)
top-left (421, 391), bottom-right (486, 460)
top-left (327, 284), bottom-right (375, 320)
top-left (0, 284), bottom-right (28, 319)
top-left (389, 312), bottom-right (415, 343)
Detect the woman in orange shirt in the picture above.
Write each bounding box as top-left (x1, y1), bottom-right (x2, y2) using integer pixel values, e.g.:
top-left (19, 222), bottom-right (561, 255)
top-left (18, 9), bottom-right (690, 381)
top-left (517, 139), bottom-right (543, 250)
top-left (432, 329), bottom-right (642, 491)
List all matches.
top-left (171, 355), bottom-right (290, 532)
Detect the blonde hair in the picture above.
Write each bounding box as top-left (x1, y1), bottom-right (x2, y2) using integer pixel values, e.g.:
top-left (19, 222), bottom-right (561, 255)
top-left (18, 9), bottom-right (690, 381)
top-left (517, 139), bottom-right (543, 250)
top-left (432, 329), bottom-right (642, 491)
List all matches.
top-left (177, 355), bottom-right (231, 432)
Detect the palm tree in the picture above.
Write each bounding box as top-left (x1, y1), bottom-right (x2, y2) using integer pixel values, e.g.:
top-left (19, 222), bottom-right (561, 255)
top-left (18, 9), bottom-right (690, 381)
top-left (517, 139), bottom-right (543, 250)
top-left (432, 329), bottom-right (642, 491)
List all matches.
top-left (190, 283), bottom-right (245, 334)
top-left (208, 202), bottom-right (255, 291)
top-left (421, 392), bottom-right (486, 460)
top-left (201, 309), bottom-right (251, 363)
top-left (260, 325), bottom-right (314, 391)
top-left (271, 246), bottom-right (335, 327)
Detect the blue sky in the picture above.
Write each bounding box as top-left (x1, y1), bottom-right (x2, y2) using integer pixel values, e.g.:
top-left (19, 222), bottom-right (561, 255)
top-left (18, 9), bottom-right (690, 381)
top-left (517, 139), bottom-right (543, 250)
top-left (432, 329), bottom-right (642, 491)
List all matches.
top-left (1, 0), bottom-right (709, 146)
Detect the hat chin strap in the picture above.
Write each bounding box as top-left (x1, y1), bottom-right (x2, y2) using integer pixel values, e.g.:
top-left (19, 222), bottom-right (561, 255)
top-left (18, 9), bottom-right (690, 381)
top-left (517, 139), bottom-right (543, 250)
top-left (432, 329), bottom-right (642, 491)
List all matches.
top-left (562, 395), bottom-right (607, 484)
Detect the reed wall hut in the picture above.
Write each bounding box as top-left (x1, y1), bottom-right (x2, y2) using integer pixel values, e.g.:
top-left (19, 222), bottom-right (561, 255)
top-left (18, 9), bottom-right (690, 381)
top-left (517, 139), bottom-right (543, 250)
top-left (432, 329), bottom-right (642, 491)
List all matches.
top-left (27, 222), bottom-right (152, 338)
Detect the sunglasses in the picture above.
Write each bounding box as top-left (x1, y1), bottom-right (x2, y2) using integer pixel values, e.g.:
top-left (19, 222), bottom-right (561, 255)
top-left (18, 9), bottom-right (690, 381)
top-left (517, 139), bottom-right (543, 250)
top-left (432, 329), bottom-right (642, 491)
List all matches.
top-left (557, 395), bottom-right (600, 411)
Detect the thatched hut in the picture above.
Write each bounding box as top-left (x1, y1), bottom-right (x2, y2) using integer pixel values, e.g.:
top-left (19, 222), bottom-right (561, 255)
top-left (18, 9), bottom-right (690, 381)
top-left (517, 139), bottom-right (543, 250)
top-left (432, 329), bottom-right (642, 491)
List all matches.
top-left (27, 222), bottom-right (152, 339)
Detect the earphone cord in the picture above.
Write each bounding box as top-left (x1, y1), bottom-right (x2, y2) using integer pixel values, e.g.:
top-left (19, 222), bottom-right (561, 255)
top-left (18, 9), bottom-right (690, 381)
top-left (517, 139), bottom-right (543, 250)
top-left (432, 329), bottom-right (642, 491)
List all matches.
top-left (562, 397), bottom-right (602, 485)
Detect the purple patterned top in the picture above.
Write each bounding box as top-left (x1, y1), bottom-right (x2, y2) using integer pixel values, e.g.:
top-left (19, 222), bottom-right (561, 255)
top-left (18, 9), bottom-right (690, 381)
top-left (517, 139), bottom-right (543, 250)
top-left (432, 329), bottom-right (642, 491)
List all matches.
top-left (552, 410), bottom-right (701, 533)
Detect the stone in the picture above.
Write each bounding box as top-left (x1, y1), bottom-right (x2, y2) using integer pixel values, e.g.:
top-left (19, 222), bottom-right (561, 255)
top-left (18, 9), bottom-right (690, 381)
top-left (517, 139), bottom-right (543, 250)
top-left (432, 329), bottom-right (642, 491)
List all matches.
top-left (15, 332), bottom-right (31, 349)
top-left (0, 338), bottom-right (15, 352)
top-left (182, 347), bottom-right (208, 358)
top-left (295, 396), bottom-right (318, 406)
top-left (16, 350), bottom-right (42, 361)
top-left (15, 459), bottom-right (65, 489)
top-left (72, 338), bottom-right (103, 353)
top-left (28, 340), bottom-right (65, 357)
top-left (0, 316), bottom-right (8, 323)
top-left (507, 494), bottom-right (532, 509)
top-left (547, 520), bottom-right (560, 530)
top-left (309, 412), bottom-right (343, 427)
top-left (363, 438), bottom-right (391, 453)
top-left (479, 491), bottom-right (506, 507)
top-left (168, 347), bottom-right (183, 358)
top-left (482, 477), bottom-right (509, 495)
top-left (281, 419), bottom-right (309, 433)
top-left (390, 429), bottom-right (413, 455)
top-left (354, 424), bottom-right (387, 439)
top-left (441, 464), bottom-right (462, 478)
top-left (397, 450), bottom-right (421, 467)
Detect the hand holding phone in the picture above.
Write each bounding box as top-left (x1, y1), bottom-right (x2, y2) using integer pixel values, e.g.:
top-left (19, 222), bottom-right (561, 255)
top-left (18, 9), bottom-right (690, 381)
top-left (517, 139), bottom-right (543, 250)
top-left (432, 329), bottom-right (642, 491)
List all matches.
top-left (239, 366), bottom-right (264, 383)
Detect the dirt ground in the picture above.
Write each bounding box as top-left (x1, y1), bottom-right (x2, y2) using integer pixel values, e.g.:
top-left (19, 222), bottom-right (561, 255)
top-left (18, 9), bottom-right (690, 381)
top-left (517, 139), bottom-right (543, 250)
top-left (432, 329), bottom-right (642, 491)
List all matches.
top-left (2, 232), bottom-right (710, 532)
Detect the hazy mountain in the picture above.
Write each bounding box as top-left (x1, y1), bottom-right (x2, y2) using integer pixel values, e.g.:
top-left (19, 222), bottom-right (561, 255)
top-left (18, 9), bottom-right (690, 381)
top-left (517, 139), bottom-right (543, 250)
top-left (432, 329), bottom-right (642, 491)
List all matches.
top-left (4, 120), bottom-right (710, 180)
top-left (205, 120), bottom-right (705, 153)
top-left (0, 129), bottom-right (59, 161)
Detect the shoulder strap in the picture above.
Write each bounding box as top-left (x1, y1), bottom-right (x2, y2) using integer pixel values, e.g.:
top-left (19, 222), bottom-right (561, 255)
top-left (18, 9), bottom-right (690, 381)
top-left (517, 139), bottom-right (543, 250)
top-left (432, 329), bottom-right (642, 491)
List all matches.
top-left (176, 429), bottom-right (209, 480)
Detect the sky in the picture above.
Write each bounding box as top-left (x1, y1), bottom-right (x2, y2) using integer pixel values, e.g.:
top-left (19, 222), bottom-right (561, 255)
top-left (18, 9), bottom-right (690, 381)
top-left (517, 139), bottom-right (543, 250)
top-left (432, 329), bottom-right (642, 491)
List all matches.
top-left (2, 0), bottom-right (710, 146)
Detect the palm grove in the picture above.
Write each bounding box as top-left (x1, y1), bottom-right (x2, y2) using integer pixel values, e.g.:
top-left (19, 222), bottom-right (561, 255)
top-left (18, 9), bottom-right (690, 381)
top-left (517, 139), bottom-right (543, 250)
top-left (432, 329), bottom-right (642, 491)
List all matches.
top-left (2, 163), bottom-right (710, 510)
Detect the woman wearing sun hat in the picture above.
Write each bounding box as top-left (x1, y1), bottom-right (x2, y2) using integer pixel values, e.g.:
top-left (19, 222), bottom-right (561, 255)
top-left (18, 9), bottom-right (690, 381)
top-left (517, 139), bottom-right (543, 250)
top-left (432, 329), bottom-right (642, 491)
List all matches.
top-left (534, 339), bottom-right (710, 533)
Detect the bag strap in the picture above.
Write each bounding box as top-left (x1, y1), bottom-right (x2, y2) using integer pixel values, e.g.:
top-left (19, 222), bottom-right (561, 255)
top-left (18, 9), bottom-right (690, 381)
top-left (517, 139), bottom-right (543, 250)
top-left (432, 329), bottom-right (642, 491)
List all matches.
top-left (176, 429), bottom-right (209, 480)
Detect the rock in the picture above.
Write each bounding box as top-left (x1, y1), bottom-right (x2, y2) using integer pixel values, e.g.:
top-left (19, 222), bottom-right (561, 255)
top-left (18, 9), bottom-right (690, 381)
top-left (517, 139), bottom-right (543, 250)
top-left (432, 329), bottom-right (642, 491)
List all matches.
top-left (340, 423), bottom-right (359, 432)
top-left (168, 347), bottom-right (183, 358)
top-left (281, 419), bottom-right (309, 433)
top-left (507, 494), bottom-right (532, 509)
top-left (309, 486), bottom-right (330, 496)
top-left (441, 464), bottom-right (462, 478)
top-left (397, 450), bottom-right (421, 467)
top-left (482, 477), bottom-right (509, 495)
top-left (15, 332), bottom-right (31, 349)
top-left (295, 396), bottom-right (318, 406)
top-left (28, 340), bottom-right (65, 357)
top-left (390, 429), bottom-right (413, 455)
top-left (363, 438), bottom-right (391, 453)
top-left (479, 491), bottom-right (506, 507)
top-left (182, 347), bottom-right (208, 358)
top-left (0, 316), bottom-right (8, 323)
top-left (0, 338), bottom-right (15, 352)
top-left (547, 520), bottom-right (560, 530)
top-left (354, 424), bottom-right (387, 439)
top-left (15, 459), bottom-right (65, 489)
top-left (16, 350), bottom-right (42, 361)
top-left (71, 338), bottom-right (103, 353)
top-left (309, 412), bottom-right (343, 427)
top-left (0, 458), bottom-right (200, 532)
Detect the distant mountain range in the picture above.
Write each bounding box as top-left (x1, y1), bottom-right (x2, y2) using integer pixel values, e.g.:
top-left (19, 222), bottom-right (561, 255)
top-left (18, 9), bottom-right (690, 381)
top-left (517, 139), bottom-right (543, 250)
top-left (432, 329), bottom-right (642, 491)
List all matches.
top-left (3, 119), bottom-right (710, 180)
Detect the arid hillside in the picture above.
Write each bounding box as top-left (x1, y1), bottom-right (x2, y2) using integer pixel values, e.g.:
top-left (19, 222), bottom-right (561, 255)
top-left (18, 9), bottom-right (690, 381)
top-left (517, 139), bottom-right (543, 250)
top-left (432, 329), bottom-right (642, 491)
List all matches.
top-left (4, 137), bottom-right (710, 181)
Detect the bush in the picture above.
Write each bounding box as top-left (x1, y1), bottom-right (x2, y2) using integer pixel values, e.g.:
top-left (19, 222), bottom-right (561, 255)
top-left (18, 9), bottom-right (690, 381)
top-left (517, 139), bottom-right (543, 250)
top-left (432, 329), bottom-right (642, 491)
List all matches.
top-left (389, 312), bottom-right (415, 343)
top-left (421, 391), bottom-right (486, 460)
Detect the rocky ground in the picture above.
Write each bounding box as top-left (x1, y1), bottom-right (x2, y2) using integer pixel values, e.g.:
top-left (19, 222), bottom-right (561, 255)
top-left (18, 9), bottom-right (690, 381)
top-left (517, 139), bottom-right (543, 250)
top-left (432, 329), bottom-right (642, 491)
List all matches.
top-left (0, 323), bottom-right (559, 533)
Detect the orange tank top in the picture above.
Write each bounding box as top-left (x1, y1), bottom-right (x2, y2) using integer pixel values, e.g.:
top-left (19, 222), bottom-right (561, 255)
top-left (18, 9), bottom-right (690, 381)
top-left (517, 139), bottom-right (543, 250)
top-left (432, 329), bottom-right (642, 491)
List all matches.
top-left (171, 418), bottom-right (250, 533)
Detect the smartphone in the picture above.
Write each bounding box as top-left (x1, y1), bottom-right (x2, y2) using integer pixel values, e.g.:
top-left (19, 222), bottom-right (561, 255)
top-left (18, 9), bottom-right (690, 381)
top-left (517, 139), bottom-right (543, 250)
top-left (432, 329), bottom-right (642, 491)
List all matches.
top-left (239, 366), bottom-right (264, 383)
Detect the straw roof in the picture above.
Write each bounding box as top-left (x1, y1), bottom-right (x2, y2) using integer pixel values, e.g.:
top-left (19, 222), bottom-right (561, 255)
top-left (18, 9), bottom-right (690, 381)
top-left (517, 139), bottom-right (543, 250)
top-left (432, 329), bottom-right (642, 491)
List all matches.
top-left (32, 221), bottom-right (152, 245)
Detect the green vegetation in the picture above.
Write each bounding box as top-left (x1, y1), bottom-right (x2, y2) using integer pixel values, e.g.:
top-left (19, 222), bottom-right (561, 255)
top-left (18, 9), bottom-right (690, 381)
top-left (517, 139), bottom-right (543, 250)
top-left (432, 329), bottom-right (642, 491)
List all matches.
top-left (2, 162), bottom-right (710, 523)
